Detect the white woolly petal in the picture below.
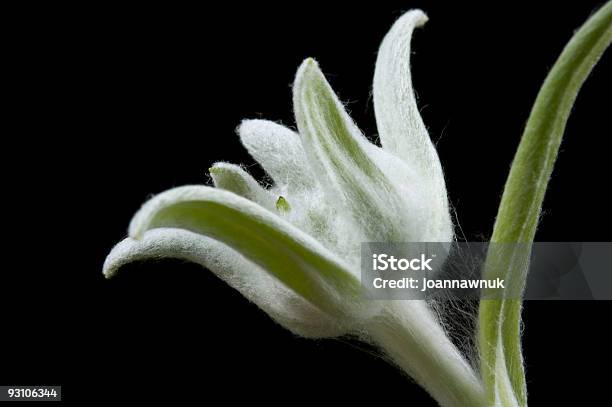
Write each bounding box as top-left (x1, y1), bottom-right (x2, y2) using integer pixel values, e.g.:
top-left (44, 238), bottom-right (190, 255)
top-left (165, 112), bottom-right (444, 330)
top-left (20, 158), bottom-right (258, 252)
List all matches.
top-left (293, 58), bottom-right (433, 243)
top-left (210, 162), bottom-right (276, 210)
top-left (373, 10), bottom-right (453, 242)
top-left (104, 228), bottom-right (345, 338)
top-left (373, 10), bottom-right (430, 168)
top-left (238, 119), bottom-right (315, 193)
top-left (128, 185), bottom-right (376, 319)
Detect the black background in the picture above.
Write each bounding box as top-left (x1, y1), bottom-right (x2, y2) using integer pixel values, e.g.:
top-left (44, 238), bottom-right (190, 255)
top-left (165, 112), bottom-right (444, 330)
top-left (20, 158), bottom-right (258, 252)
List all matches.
top-left (3, 1), bottom-right (611, 405)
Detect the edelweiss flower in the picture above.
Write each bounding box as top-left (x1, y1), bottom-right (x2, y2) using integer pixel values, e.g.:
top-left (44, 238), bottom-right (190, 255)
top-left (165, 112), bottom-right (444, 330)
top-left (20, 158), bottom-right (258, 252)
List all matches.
top-left (103, 3), bottom-right (612, 406)
top-left (104, 10), bottom-right (481, 406)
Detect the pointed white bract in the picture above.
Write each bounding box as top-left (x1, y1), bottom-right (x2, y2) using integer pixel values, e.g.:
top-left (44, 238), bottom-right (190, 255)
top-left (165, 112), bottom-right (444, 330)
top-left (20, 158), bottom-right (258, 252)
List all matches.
top-left (374, 10), bottom-right (429, 163)
top-left (210, 162), bottom-right (275, 210)
top-left (374, 10), bottom-right (453, 243)
top-left (238, 119), bottom-right (315, 193)
top-left (104, 228), bottom-right (345, 338)
top-left (294, 58), bottom-right (436, 244)
top-left (127, 186), bottom-right (368, 319)
top-left (104, 9), bottom-right (484, 407)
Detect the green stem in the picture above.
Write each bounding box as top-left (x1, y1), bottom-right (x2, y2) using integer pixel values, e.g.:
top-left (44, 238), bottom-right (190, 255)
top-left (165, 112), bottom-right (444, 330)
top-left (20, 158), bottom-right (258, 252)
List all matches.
top-left (479, 3), bottom-right (612, 406)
